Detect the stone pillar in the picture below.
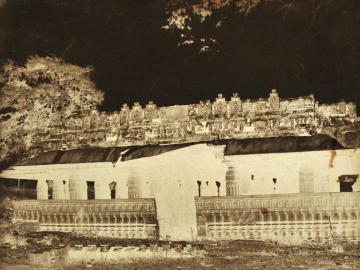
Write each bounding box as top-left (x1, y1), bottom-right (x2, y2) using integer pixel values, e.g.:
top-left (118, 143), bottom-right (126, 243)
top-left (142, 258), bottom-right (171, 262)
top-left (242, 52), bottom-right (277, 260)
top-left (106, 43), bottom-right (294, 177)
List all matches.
top-left (113, 214), bottom-right (117, 225)
top-left (53, 215), bottom-right (58, 231)
top-left (53, 179), bottom-right (66, 200)
top-left (211, 213), bottom-right (217, 239)
top-left (119, 214), bottom-right (125, 236)
top-left (299, 164), bottom-right (314, 193)
top-left (63, 180), bottom-right (70, 199)
top-left (69, 178), bottom-right (87, 200)
top-left (310, 211), bottom-right (315, 239)
top-left (275, 211), bottom-right (281, 238)
top-left (220, 212), bottom-right (225, 239)
top-left (284, 211), bottom-right (289, 238)
top-left (128, 175), bottom-right (141, 199)
top-left (226, 165), bottom-right (238, 196)
top-left (259, 210), bottom-right (264, 240)
top-left (66, 214), bottom-right (70, 225)
top-left (36, 179), bottom-right (48, 200)
top-left (267, 211), bottom-right (272, 240)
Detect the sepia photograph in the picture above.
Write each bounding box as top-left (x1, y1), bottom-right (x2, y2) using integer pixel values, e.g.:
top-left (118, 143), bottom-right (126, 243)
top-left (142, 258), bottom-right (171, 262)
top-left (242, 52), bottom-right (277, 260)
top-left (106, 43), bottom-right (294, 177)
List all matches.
top-left (0, 0), bottom-right (359, 269)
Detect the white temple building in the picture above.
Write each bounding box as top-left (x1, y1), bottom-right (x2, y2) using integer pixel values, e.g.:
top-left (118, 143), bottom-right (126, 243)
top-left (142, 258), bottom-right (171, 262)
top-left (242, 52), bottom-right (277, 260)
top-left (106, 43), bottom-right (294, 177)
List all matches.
top-left (1, 135), bottom-right (359, 243)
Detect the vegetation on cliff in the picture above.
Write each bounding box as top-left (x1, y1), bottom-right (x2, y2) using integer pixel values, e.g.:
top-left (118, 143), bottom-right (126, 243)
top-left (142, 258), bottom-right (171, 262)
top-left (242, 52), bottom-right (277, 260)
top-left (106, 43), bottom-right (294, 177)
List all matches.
top-left (0, 56), bottom-right (104, 169)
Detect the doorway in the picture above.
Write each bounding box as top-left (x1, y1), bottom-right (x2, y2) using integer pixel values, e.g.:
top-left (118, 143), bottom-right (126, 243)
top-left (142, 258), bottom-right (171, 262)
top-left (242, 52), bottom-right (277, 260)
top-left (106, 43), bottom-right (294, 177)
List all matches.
top-left (339, 175), bottom-right (358, 192)
top-left (109, 182), bottom-right (116, 199)
top-left (87, 181), bottom-right (95, 199)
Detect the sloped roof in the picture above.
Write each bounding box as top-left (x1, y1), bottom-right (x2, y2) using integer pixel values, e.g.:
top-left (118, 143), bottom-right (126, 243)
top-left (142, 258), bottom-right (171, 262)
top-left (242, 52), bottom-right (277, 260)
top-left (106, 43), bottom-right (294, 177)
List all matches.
top-left (16, 147), bottom-right (129, 166)
top-left (224, 134), bottom-right (345, 156)
top-left (120, 142), bottom-right (200, 161)
top-left (16, 135), bottom-right (347, 166)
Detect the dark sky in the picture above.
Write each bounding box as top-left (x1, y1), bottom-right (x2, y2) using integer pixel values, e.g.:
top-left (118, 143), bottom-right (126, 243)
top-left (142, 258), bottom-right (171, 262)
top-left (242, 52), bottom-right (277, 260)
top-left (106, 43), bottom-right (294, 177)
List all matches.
top-left (0, 0), bottom-right (359, 112)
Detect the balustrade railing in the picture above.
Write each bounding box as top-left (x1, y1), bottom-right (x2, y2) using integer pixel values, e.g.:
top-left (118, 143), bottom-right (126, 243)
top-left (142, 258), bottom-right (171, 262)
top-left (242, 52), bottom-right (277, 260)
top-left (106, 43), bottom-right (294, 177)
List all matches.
top-left (195, 192), bottom-right (360, 211)
top-left (12, 199), bottom-right (158, 239)
top-left (195, 192), bottom-right (360, 243)
top-left (13, 199), bottom-right (156, 213)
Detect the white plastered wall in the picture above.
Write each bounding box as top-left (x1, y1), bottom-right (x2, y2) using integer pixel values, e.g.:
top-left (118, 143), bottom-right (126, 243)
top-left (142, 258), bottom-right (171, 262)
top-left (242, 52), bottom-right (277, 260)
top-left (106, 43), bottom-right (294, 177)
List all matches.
top-left (224, 148), bottom-right (360, 194)
top-left (1, 146), bottom-right (359, 240)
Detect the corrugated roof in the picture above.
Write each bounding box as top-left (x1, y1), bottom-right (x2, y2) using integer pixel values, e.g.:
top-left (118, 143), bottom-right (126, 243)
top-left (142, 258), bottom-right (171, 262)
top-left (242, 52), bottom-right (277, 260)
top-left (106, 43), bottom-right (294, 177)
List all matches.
top-left (16, 135), bottom-right (347, 166)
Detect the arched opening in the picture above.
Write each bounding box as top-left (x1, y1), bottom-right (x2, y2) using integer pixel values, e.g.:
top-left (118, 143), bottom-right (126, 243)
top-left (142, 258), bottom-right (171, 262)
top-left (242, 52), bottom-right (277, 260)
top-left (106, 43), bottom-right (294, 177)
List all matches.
top-left (299, 167), bottom-right (314, 193)
top-left (138, 216), bottom-right (144, 223)
top-left (87, 181), bottom-right (95, 200)
top-left (128, 177), bottom-right (140, 199)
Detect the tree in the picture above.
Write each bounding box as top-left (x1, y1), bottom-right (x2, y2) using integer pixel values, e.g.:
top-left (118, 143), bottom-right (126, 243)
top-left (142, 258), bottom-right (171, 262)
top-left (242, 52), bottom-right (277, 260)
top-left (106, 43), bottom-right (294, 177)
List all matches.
top-left (163, 0), bottom-right (352, 54)
top-left (0, 56), bottom-right (104, 168)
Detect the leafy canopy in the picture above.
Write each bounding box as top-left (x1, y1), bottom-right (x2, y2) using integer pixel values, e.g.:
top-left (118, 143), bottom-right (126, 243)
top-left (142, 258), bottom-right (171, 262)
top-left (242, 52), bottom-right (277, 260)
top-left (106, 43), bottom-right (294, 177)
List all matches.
top-left (0, 56), bottom-right (104, 164)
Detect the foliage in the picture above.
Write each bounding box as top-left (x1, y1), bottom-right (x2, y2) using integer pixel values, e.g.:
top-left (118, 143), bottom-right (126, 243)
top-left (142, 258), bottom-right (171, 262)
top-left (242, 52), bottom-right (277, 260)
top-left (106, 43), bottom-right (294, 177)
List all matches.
top-left (0, 56), bottom-right (104, 166)
top-left (163, 0), bottom-right (354, 54)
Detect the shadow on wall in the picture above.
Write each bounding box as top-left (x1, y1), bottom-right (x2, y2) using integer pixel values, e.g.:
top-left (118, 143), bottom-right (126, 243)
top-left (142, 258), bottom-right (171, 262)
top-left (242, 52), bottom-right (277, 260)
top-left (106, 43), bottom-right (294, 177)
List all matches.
top-left (0, 179), bottom-right (37, 200)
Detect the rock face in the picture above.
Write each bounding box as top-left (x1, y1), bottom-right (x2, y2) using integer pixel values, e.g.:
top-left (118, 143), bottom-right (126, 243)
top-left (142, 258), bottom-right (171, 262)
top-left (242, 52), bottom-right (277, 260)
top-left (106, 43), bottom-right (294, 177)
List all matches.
top-left (343, 131), bottom-right (360, 148)
top-left (323, 125), bottom-right (360, 149)
top-left (28, 90), bottom-right (357, 156)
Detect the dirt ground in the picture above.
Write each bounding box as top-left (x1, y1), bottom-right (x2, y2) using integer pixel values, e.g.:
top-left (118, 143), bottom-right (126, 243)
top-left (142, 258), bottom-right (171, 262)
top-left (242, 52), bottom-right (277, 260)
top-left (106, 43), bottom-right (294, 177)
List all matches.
top-left (1, 239), bottom-right (360, 270)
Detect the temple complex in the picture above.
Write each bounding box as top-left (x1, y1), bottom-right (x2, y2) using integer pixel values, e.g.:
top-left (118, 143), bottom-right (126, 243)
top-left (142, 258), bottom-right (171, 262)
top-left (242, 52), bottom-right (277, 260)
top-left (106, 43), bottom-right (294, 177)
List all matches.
top-left (1, 134), bottom-right (360, 243)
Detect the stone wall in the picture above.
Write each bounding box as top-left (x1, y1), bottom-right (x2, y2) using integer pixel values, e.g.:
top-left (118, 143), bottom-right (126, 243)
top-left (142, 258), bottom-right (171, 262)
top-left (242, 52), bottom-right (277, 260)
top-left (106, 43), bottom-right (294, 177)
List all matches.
top-left (224, 149), bottom-right (360, 195)
top-left (4, 143), bottom-right (360, 240)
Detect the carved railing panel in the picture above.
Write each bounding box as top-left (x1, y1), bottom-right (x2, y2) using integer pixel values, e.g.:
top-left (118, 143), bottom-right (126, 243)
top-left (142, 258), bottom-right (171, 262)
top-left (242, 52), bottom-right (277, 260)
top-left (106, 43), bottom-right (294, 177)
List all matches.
top-left (195, 192), bottom-right (360, 243)
top-left (12, 199), bottom-right (158, 239)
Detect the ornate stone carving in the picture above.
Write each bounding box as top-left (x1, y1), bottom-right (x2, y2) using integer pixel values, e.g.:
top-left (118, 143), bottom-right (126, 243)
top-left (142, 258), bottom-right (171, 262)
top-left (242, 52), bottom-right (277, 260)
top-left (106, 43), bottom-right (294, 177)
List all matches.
top-left (144, 101), bottom-right (158, 120)
top-left (338, 101), bottom-right (346, 114)
top-left (188, 104), bottom-right (197, 118)
top-left (29, 89), bottom-right (358, 150)
top-left (195, 192), bottom-right (360, 241)
top-left (119, 103), bottom-right (130, 125)
top-left (12, 199), bottom-right (157, 239)
top-left (227, 93), bottom-right (242, 117)
top-left (197, 100), bottom-right (212, 118)
top-left (130, 102), bottom-right (144, 122)
top-left (90, 110), bottom-right (100, 129)
top-left (256, 98), bottom-right (267, 112)
top-left (289, 97), bottom-right (306, 112)
top-left (268, 89), bottom-right (280, 111)
top-left (242, 99), bottom-right (252, 113)
top-left (213, 93), bottom-right (227, 116)
top-left (346, 102), bottom-right (356, 117)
